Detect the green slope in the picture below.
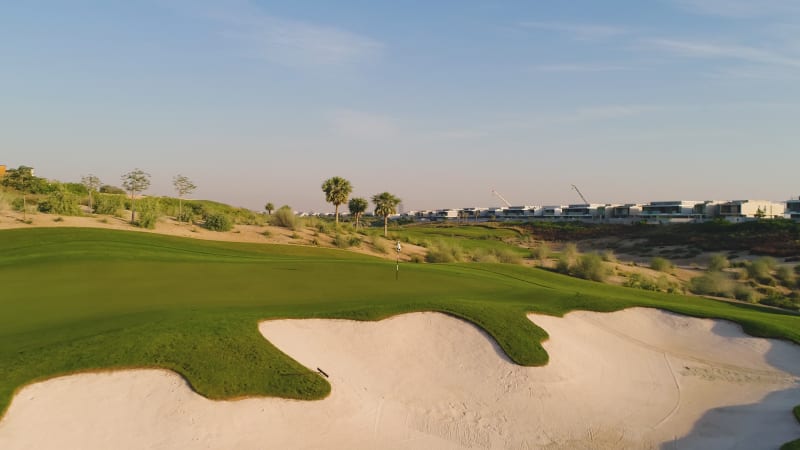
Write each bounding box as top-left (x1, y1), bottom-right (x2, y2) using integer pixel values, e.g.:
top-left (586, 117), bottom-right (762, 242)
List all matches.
top-left (2, 227), bottom-right (799, 442)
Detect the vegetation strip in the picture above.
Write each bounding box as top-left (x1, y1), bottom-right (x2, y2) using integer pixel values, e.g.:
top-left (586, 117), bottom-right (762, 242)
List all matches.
top-left (1, 227), bottom-right (799, 447)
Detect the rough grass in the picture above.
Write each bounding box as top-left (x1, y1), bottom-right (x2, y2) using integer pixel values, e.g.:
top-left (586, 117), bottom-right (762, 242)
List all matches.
top-left (1, 227), bottom-right (800, 447)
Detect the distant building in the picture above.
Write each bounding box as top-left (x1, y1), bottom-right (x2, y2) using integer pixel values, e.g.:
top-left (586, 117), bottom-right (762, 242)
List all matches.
top-left (641, 200), bottom-right (703, 222)
top-left (561, 204), bottom-right (608, 219)
top-left (502, 205), bottom-right (536, 219)
top-left (786, 198), bottom-right (800, 220)
top-left (537, 205), bottom-right (564, 217)
top-left (608, 204), bottom-right (642, 219)
top-left (718, 200), bottom-right (785, 221)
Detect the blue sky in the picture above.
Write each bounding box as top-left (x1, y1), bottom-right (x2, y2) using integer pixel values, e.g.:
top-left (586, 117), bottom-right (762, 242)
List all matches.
top-left (2, 0), bottom-right (799, 212)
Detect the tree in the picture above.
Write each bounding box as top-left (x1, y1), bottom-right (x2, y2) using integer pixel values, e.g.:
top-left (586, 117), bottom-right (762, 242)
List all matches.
top-left (121, 169), bottom-right (151, 224)
top-left (264, 202), bottom-right (275, 215)
top-left (81, 174), bottom-right (101, 212)
top-left (372, 192), bottom-right (401, 237)
top-left (348, 197), bottom-right (368, 229)
top-left (321, 176), bottom-right (352, 226)
top-left (4, 166), bottom-right (34, 220)
top-left (172, 174), bottom-right (197, 224)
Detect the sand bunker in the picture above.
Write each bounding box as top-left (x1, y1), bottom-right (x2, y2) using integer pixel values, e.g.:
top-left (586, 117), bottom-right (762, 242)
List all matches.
top-left (1, 308), bottom-right (799, 449)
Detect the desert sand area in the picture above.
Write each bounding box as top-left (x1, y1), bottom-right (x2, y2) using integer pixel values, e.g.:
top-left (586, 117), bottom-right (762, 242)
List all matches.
top-left (1, 309), bottom-right (799, 449)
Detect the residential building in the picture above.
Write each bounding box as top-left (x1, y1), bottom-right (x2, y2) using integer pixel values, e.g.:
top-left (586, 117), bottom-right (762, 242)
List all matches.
top-left (502, 205), bottom-right (536, 219)
top-left (537, 205), bottom-right (564, 217)
top-left (641, 201), bottom-right (703, 221)
top-left (786, 198), bottom-right (800, 220)
top-left (561, 204), bottom-right (609, 219)
top-left (719, 200), bottom-right (785, 221)
top-left (608, 204), bottom-right (642, 219)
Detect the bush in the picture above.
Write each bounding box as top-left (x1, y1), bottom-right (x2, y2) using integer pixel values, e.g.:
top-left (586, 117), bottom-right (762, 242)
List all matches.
top-left (204, 213), bottom-right (232, 232)
top-left (425, 240), bottom-right (464, 263)
top-left (689, 272), bottom-right (734, 297)
top-left (136, 198), bottom-right (161, 229)
top-left (733, 284), bottom-right (758, 303)
top-left (707, 254), bottom-right (730, 272)
top-left (271, 206), bottom-right (297, 229)
top-left (601, 250), bottom-right (617, 263)
top-left (650, 257), bottom-right (673, 273)
top-left (11, 197), bottom-right (25, 212)
top-left (38, 185), bottom-right (81, 216)
top-left (572, 253), bottom-right (610, 282)
top-left (561, 242), bottom-right (578, 261)
top-left (372, 236), bottom-right (389, 254)
top-left (555, 255), bottom-right (571, 274)
top-left (531, 244), bottom-right (550, 263)
top-left (99, 185), bottom-right (126, 195)
top-left (775, 266), bottom-right (796, 288)
top-left (746, 257), bottom-right (777, 284)
top-left (759, 293), bottom-right (799, 311)
top-left (93, 194), bottom-right (125, 216)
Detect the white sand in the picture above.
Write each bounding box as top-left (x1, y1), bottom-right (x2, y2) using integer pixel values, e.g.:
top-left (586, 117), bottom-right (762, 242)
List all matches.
top-left (1, 308), bottom-right (799, 449)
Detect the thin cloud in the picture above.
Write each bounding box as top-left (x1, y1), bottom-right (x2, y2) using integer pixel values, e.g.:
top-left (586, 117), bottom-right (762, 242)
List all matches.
top-left (197, 2), bottom-right (383, 67)
top-left (572, 105), bottom-right (660, 121)
top-left (520, 21), bottom-right (629, 40)
top-left (531, 63), bottom-right (632, 73)
top-left (647, 38), bottom-right (800, 68)
top-left (327, 109), bottom-right (399, 140)
top-left (670, 0), bottom-right (800, 18)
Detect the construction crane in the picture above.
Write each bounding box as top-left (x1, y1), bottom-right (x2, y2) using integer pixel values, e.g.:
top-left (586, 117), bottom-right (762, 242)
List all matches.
top-left (571, 184), bottom-right (589, 204)
top-left (491, 188), bottom-right (512, 207)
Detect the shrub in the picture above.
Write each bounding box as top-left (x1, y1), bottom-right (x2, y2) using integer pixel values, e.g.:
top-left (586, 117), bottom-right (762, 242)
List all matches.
top-left (775, 266), bottom-right (796, 288)
top-left (425, 240), bottom-right (464, 263)
top-left (650, 257), bottom-right (673, 273)
top-left (410, 254), bottom-right (424, 263)
top-left (759, 293), bottom-right (799, 311)
top-left (93, 194), bottom-right (125, 216)
top-left (493, 247), bottom-right (522, 264)
top-left (332, 234), bottom-right (360, 249)
top-left (372, 237), bottom-right (389, 254)
top-left (561, 242), bottom-right (578, 261)
top-left (38, 185), bottom-right (81, 216)
top-left (601, 250), bottom-right (617, 263)
top-left (733, 284), bottom-right (758, 303)
top-left (707, 253), bottom-right (730, 272)
top-left (99, 185), bottom-right (126, 195)
top-left (204, 213), bottom-right (232, 232)
top-left (746, 257), bottom-right (776, 284)
top-left (530, 244), bottom-right (550, 264)
top-left (11, 197), bottom-right (25, 212)
top-left (176, 209), bottom-right (195, 223)
top-left (472, 248), bottom-right (499, 263)
top-left (689, 272), bottom-right (734, 297)
top-left (555, 255), bottom-right (571, 274)
top-left (271, 206), bottom-right (297, 229)
top-left (572, 253), bottom-right (610, 282)
top-left (261, 230), bottom-right (272, 238)
top-left (136, 198), bottom-right (161, 229)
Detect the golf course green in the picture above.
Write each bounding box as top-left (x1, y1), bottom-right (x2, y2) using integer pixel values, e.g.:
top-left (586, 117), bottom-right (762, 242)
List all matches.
top-left (2, 226), bottom-right (800, 434)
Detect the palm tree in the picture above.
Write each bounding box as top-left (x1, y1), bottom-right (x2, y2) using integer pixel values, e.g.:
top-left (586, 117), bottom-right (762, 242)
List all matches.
top-left (372, 192), bottom-right (401, 237)
top-left (321, 177), bottom-right (352, 225)
top-left (264, 202), bottom-right (275, 215)
top-left (348, 197), bottom-right (368, 229)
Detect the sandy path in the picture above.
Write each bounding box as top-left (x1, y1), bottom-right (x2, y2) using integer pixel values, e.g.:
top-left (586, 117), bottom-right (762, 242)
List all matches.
top-left (0, 308), bottom-right (798, 449)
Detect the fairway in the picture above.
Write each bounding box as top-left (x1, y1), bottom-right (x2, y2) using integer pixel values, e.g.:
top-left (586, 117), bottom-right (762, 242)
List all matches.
top-left (2, 226), bottom-right (800, 439)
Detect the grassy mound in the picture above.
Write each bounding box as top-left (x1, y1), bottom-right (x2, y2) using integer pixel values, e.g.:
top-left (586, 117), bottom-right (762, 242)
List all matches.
top-left (2, 227), bottom-right (800, 446)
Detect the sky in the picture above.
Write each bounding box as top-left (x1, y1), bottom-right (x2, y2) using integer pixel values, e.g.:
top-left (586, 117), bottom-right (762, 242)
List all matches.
top-left (2, 0), bottom-right (799, 212)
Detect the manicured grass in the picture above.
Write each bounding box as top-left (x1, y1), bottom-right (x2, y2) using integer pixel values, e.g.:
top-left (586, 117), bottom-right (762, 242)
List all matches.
top-left (2, 226), bottom-right (800, 448)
